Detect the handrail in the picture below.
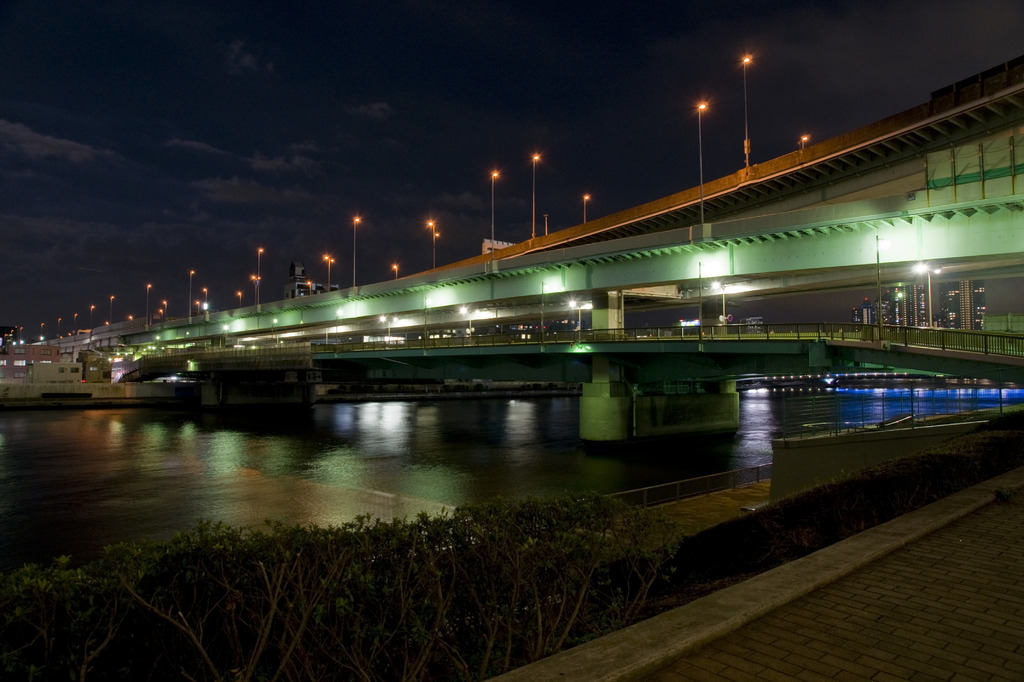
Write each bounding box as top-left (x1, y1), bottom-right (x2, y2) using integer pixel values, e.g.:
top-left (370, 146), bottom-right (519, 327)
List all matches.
top-left (607, 464), bottom-right (772, 507)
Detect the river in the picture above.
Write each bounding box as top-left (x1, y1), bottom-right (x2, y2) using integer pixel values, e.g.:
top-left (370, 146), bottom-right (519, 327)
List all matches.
top-left (0, 394), bottom-right (780, 570)
top-left (4, 386), bottom-right (1020, 571)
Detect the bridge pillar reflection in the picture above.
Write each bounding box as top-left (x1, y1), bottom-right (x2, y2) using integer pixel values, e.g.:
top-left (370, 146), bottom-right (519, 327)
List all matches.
top-left (590, 291), bottom-right (624, 331)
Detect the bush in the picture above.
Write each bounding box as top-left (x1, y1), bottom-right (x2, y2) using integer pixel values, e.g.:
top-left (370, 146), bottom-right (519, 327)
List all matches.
top-left (0, 496), bottom-right (677, 681)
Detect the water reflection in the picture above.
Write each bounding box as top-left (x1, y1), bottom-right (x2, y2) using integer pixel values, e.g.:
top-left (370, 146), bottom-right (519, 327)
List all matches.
top-left (0, 395), bottom-right (782, 569)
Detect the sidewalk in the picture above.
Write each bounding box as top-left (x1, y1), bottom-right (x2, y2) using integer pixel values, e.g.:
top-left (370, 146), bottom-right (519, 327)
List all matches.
top-left (493, 467), bottom-right (1024, 681)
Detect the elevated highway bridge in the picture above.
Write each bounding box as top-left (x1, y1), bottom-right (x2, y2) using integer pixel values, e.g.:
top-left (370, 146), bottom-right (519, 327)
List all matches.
top-left (50, 56), bottom-right (1024, 439)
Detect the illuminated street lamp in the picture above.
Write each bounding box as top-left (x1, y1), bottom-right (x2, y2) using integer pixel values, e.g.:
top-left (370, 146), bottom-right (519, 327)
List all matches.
top-left (352, 216), bottom-right (361, 287)
top-left (251, 275), bottom-right (260, 306)
top-left (146, 283), bottom-right (152, 329)
top-left (109, 295), bottom-right (114, 327)
top-left (237, 290), bottom-right (243, 308)
top-left (713, 281), bottom-right (727, 323)
top-left (490, 170), bottom-right (499, 258)
top-left (188, 270), bottom-right (195, 322)
top-left (323, 254), bottom-right (334, 292)
top-left (380, 314), bottom-right (392, 341)
top-left (583, 194), bottom-right (590, 223)
top-left (162, 300), bottom-right (167, 321)
top-left (531, 153), bottom-right (540, 238)
top-left (39, 321), bottom-right (44, 341)
top-left (392, 263), bottom-right (399, 279)
top-left (697, 102), bottom-right (708, 225)
top-left (202, 287), bottom-right (208, 308)
top-left (742, 55), bottom-right (752, 169)
top-left (427, 220), bottom-right (438, 269)
top-left (89, 304), bottom-right (95, 329)
top-left (914, 262), bottom-right (941, 327)
top-left (800, 134), bottom-right (810, 151)
top-left (57, 317), bottom-right (61, 337)
top-left (256, 247), bottom-right (263, 303)
top-left (73, 312), bottom-right (78, 334)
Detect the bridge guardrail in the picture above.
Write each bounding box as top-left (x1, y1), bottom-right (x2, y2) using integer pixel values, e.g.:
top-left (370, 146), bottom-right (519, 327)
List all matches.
top-left (314, 322), bottom-right (1023, 363)
top-left (607, 464), bottom-right (772, 507)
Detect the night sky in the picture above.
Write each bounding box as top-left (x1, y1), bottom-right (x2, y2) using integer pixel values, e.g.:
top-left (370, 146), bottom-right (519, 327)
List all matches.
top-left (2, 1), bottom-right (1022, 337)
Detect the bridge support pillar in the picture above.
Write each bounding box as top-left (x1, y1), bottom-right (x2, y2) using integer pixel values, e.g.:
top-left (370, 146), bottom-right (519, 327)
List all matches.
top-left (590, 291), bottom-right (624, 330)
top-left (200, 375), bottom-right (317, 408)
top-left (581, 364), bottom-right (739, 444)
top-left (580, 356), bottom-right (632, 442)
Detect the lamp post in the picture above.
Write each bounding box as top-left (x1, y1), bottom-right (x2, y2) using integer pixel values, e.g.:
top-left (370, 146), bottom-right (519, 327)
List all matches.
top-left (251, 275), bottom-right (260, 307)
top-left (875, 235), bottom-right (889, 341)
top-left (188, 270), bottom-right (195, 322)
top-left (237, 290), bottom-right (242, 308)
top-left (73, 312), bottom-right (78, 335)
top-left (583, 194), bottom-right (590, 223)
top-left (490, 170), bottom-right (499, 258)
top-left (742, 55), bottom-right (752, 169)
top-left (89, 304), bottom-right (95, 329)
top-left (392, 263), bottom-right (399, 279)
top-left (697, 102), bottom-right (708, 225)
top-left (162, 300), bottom-right (168, 322)
top-left (257, 247), bottom-right (263, 307)
top-left (146, 283), bottom-right (152, 329)
top-left (380, 315), bottom-right (392, 342)
top-left (57, 317), bottom-right (61, 337)
top-left (40, 322), bottom-right (44, 341)
top-left (914, 262), bottom-right (941, 327)
top-left (531, 153), bottom-right (540, 238)
top-left (427, 220), bottom-right (437, 269)
top-left (202, 287), bottom-right (208, 309)
top-left (352, 217), bottom-right (360, 287)
top-left (323, 254), bottom-right (333, 292)
top-left (800, 134), bottom-right (810, 151)
top-left (109, 295), bottom-right (114, 327)
top-left (697, 262), bottom-right (703, 338)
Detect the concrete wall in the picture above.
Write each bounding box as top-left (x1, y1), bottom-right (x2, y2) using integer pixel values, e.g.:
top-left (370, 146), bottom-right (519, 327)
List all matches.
top-left (0, 382), bottom-right (189, 402)
top-left (634, 393), bottom-right (739, 438)
top-left (770, 421), bottom-right (983, 500)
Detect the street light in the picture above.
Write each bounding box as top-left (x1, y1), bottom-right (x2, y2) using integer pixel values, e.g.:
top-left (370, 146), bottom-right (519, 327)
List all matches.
top-left (188, 270), bottom-right (195, 322)
top-left (89, 304), bottom-right (95, 329)
top-left (914, 262), bottom-right (941, 327)
top-left (162, 300), bottom-right (167, 322)
top-left (427, 220), bottom-right (438, 269)
top-left (713, 281), bottom-right (727, 324)
top-left (742, 55), bottom-right (752, 169)
top-left (531, 153), bottom-right (540, 238)
top-left (875, 235), bottom-right (890, 341)
top-left (392, 263), bottom-right (399, 279)
top-left (490, 170), bottom-right (499, 258)
top-left (697, 102), bottom-right (708, 225)
top-left (40, 321), bottom-right (44, 341)
top-left (352, 216), bottom-right (360, 287)
top-left (323, 254), bottom-right (333, 292)
top-left (109, 295), bottom-right (114, 327)
top-left (73, 312), bottom-right (78, 335)
top-left (583, 194), bottom-right (590, 223)
top-left (202, 287), bottom-right (208, 308)
top-left (800, 134), bottom-right (810, 151)
top-left (251, 275), bottom-right (260, 306)
top-left (252, 245), bottom-right (260, 307)
top-left (146, 283), bottom-right (152, 328)
top-left (237, 290), bottom-right (243, 308)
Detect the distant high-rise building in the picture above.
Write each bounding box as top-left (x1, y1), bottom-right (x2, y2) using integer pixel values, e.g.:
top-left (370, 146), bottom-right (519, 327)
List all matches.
top-left (938, 280), bottom-right (985, 329)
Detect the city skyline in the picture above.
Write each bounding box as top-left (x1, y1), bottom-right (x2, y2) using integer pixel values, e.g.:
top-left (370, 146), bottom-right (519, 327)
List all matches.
top-left (2, 1), bottom-right (1023, 334)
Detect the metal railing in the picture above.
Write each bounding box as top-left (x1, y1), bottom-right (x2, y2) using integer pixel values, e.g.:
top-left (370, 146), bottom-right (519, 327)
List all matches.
top-left (314, 323), bottom-right (1024, 362)
top-left (607, 464), bottom-right (772, 507)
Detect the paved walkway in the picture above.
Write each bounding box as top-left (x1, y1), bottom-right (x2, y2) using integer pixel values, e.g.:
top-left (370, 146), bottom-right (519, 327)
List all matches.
top-left (493, 467), bottom-right (1024, 682)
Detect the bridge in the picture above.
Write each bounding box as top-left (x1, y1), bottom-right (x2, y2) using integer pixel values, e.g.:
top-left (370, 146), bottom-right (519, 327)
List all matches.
top-left (52, 56), bottom-right (1024, 440)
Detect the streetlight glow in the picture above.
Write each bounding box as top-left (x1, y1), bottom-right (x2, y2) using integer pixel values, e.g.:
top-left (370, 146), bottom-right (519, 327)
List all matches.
top-left (800, 134), bottom-right (810, 150)
top-left (583, 194), bottom-right (590, 223)
top-left (323, 254), bottom-right (333, 292)
top-left (427, 220), bottom-right (438, 269)
top-left (914, 262), bottom-right (941, 327)
top-left (392, 263), bottom-right (399, 279)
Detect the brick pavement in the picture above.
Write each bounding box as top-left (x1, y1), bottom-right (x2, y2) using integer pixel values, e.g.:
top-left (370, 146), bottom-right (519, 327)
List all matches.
top-left (493, 467), bottom-right (1024, 682)
top-left (650, 492), bottom-right (1024, 682)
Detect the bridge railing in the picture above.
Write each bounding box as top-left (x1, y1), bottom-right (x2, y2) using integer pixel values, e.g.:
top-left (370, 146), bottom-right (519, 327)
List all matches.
top-left (885, 325), bottom-right (1024, 358)
top-left (607, 464), bottom-right (772, 507)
